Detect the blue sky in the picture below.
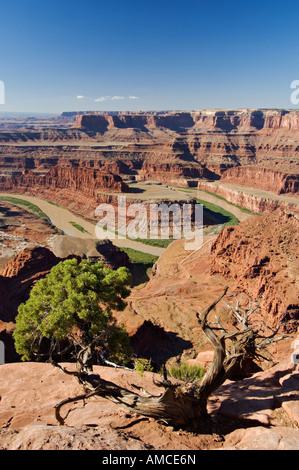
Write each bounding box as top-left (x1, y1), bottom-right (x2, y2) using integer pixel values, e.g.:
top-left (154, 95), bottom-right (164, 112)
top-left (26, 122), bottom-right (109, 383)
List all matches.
top-left (0, 0), bottom-right (299, 113)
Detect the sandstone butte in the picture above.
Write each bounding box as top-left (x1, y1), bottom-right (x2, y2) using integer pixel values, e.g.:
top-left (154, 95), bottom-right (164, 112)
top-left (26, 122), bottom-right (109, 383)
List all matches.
top-left (0, 109), bottom-right (298, 450)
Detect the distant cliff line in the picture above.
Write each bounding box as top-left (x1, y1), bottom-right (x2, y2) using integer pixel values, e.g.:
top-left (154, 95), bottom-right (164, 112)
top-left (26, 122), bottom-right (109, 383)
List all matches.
top-left (73, 109), bottom-right (299, 132)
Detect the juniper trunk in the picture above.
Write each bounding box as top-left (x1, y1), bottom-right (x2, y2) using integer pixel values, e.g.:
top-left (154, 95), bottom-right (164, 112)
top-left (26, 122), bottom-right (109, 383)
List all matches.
top-left (54, 287), bottom-right (288, 429)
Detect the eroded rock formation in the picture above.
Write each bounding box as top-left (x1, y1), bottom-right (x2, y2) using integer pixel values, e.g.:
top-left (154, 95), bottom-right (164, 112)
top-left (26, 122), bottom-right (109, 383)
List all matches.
top-left (74, 109), bottom-right (299, 133)
top-left (220, 166), bottom-right (299, 195)
top-left (0, 109), bottom-right (299, 202)
top-left (197, 180), bottom-right (299, 214)
top-left (117, 210), bottom-right (298, 366)
top-left (210, 210), bottom-right (299, 324)
top-left (0, 165), bottom-right (128, 198)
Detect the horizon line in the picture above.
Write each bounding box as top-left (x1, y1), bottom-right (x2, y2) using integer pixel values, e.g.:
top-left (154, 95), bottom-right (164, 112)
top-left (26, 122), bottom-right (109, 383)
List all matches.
top-left (1, 107), bottom-right (299, 117)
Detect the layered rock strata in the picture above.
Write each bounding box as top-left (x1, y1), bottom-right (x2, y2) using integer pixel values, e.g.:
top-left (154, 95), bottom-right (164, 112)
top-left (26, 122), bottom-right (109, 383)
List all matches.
top-left (0, 109), bottom-right (298, 216)
top-left (74, 109), bottom-right (299, 133)
top-left (197, 180), bottom-right (299, 215)
top-left (220, 166), bottom-right (299, 195)
top-left (0, 165), bottom-right (128, 198)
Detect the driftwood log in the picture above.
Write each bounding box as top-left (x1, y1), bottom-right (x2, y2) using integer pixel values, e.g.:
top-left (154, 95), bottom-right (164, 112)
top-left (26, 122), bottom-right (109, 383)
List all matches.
top-left (53, 287), bottom-right (291, 429)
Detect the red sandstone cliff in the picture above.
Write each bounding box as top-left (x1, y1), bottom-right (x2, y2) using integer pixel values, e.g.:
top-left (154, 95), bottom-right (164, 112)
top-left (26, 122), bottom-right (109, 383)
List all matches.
top-left (71, 110), bottom-right (299, 195)
top-left (0, 165), bottom-right (131, 222)
top-left (210, 210), bottom-right (299, 324)
top-left (0, 165), bottom-right (128, 196)
top-left (74, 111), bottom-right (196, 132)
top-left (197, 180), bottom-right (299, 215)
top-left (220, 166), bottom-right (299, 195)
top-left (0, 247), bottom-right (79, 326)
top-left (74, 109), bottom-right (299, 133)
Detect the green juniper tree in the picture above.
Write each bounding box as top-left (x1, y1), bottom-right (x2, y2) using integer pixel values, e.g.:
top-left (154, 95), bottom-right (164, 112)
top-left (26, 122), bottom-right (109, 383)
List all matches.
top-left (13, 258), bottom-right (133, 365)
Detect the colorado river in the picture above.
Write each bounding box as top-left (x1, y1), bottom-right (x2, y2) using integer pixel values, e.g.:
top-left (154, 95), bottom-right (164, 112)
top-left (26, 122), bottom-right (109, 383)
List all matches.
top-left (0, 192), bottom-right (165, 257)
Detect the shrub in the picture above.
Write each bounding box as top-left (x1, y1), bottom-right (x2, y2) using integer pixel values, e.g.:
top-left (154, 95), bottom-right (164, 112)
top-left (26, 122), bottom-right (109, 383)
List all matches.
top-left (134, 358), bottom-right (154, 377)
top-left (168, 363), bottom-right (204, 383)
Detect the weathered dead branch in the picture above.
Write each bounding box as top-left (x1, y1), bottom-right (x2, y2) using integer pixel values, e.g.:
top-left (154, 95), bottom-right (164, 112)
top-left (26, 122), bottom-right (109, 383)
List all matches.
top-left (53, 286), bottom-right (293, 429)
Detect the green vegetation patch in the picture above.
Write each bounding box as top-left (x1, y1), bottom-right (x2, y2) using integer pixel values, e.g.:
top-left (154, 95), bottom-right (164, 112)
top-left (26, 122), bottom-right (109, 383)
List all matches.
top-left (69, 221), bottom-right (90, 234)
top-left (196, 198), bottom-right (239, 227)
top-left (168, 363), bottom-right (205, 383)
top-left (120, 247), bottom-right (158, 286)
top-left (46, 200), bottom-right (61, 207)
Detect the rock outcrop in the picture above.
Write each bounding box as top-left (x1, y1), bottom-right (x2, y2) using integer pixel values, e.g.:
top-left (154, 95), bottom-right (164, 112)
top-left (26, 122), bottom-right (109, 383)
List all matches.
top-left (210, 210), bottom-right (299, 325)
top-left (0, 164), bottom-right (130, 224)
top-left (0, 165), bottom-right (129, 198)
top-left (74, 109), bottom-right (299, 133)
top-left (197, 180), bottom-right (299, 215)
top-left (220, 166), bottom-right (299, 195)
top-left (0, 358), bottom-right (298, 450)
top-left (74, 111), bottom-right (197, 132)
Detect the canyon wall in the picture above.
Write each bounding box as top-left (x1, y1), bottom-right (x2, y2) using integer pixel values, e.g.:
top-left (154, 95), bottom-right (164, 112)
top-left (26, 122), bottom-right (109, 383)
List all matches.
top-left (0, 109), bottom-right (298, 210)
top-left (72, 109), bottom-right (299, 195)
top-left (0, 165), bottom-right (128, 199)
top-left (210, 210), bottom-right (299, 324)
top-left (116, 209), bottom-right (298, 367)
top-left (220, 166), bottom-right (299, 195)
top-left (74, 111), bottom-right (196, 132)
top-left (74, 109), bottom-right (299, 133)
top-left (0, 165), bottom-right (131, 223)
top-left (197, 181), bottom-right (299, 215)
top-left (0, 243), bottom-right (130, 361)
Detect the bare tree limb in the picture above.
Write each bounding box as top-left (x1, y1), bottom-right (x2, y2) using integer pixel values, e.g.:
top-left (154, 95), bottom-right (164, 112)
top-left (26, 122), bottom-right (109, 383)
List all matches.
top-left (52, 287), bottom-right (296, 430)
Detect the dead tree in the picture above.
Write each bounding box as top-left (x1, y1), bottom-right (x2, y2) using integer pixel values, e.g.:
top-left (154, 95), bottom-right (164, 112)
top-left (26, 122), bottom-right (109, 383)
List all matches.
top-left (53, 287), bottom-right (292, 429)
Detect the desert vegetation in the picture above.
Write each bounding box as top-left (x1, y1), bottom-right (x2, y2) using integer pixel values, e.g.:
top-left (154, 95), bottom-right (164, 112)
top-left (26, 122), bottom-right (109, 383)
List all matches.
top-left (119, 247), bottom-right (158, 285)
top-left (69, 221), bottom-right (90, 234)
top-left (13, 258), bottom-right (133, 364)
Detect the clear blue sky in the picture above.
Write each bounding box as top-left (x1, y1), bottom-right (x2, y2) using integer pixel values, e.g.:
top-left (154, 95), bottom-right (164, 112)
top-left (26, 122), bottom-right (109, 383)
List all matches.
top-left (1, 0), bottom-right (299, 113)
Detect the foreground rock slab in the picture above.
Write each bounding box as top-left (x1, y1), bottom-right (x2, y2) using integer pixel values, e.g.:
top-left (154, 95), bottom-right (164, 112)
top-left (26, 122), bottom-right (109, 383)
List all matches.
top-left (0, 360), bottom-right (298, 450)
top-left (209, 358), bottom-right (299, 427)
top-left (222, 426), bottom-right (299, 450)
